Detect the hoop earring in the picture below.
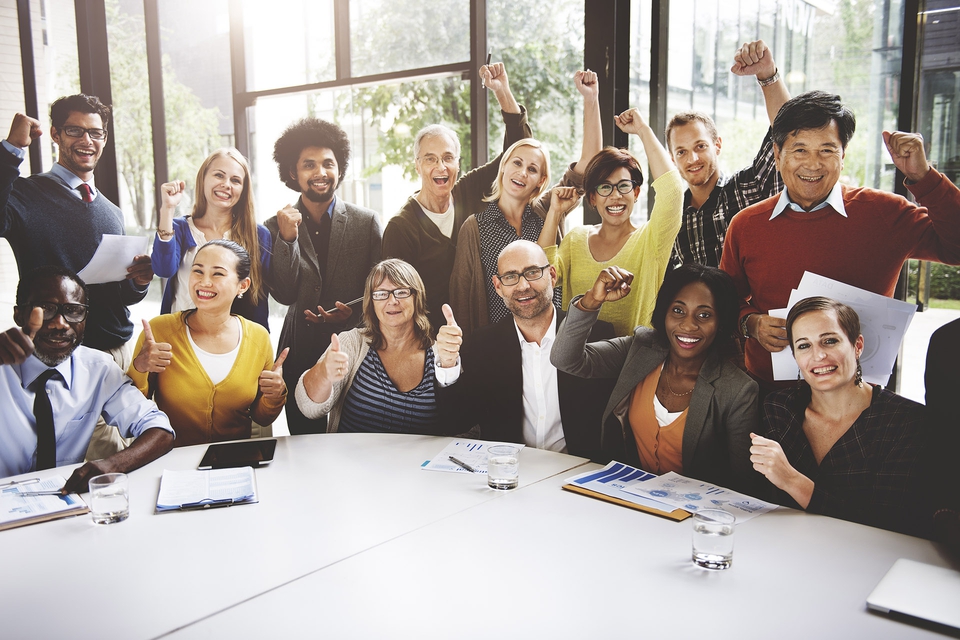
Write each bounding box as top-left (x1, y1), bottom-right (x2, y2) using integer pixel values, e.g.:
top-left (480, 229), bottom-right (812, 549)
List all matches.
top-left (855, 358), bottom-right (863, 387)
top-left (797, 369), bottom-right (801, 382)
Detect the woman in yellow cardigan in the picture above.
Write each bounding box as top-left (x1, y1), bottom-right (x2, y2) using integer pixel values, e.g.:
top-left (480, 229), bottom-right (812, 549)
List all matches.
top-left (128, 240), bottom-right (288, 447)
top-left (539, 108), bottom-right (683, 336)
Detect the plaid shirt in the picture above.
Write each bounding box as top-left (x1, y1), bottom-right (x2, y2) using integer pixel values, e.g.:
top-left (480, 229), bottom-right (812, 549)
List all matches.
top-left (762, 384), bottom-right (929, 536)
top-left (672, 128), bottom-right (782, 268)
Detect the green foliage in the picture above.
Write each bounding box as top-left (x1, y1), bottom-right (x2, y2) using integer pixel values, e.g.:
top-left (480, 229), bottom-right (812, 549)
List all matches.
top-left (342, 0), bottom-right (583, 181)
top-left (908, 260), bottom-right (960, 301)
top-left (106, 0), bottom-right (220, 229)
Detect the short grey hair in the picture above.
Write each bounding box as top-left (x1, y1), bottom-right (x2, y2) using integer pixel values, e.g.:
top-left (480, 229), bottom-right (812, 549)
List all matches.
top-left (413, 124), bottom-right (461, 162)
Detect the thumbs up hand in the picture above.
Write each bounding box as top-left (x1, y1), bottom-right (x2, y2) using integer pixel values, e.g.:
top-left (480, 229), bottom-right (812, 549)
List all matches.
top-left (323, 333), bottom-right (350, 382)
top-left (133, 319), bottom-right (173, 373)
top-left (435, 304), bottom-right (462, 368)
top-left (0, 307), bottom-right (41, 365)
top-left (258, 347), bottom-right (289, 399)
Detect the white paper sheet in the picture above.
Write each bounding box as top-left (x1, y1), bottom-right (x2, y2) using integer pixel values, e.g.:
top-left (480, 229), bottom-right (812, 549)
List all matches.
top-left (421, 439), bottom-right (525, 474)
top-left (770, 272), bottom-right (916, 385)
top-left (621, 472), bottom-right (777, 522)
top-left (77, 234), bottom-right (150, 284)
top-left (156, 467), bottom-right (257, 511)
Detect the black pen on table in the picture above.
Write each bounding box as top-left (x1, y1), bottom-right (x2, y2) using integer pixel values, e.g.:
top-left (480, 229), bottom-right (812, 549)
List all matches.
top-left (448, 456), bottom-right (476, 473)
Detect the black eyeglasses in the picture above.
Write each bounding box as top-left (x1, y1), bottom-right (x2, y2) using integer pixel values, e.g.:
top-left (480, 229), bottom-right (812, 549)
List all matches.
top-left (33, 302), bottom-right (89, 323)
top-left (496, 264), bottom-right (551, 286)
top-left (594, 180), bottom-right (637, 197)
top-left (371, 288), bottom-right (414, 301)
top-left (60, 126), bottom-right (107, 141)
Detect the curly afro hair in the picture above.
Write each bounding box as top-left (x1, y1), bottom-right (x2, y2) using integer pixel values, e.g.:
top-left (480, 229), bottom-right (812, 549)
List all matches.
top-left (273, 118), bottom-right (351, 192)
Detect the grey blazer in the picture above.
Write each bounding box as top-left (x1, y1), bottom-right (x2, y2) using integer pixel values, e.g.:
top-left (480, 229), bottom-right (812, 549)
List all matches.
top-left (265, 196), bottom-right (382, 375)
top-left (552, 303), bottom-right (759, 493)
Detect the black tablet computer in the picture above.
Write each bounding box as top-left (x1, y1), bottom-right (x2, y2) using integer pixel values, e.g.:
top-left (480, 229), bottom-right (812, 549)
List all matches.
top-left (197, 439), bottom-right (277, 470)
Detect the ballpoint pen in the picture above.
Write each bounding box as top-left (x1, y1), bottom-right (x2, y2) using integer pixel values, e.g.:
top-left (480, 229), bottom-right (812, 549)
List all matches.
top-left (481, 51), bottom-right (492, 88)
top-left (448, 456), bottom-right (477, 473)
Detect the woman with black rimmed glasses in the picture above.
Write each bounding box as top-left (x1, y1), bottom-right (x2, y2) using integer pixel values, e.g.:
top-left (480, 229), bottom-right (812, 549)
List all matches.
top-left (296, 259), bottom-right (463, 434)
top-left (539, 108), bottom-right (683, 336)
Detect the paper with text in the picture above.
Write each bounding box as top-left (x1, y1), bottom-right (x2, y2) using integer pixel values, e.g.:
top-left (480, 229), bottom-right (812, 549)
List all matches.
top-left (421, 439), bottom-right (525, 474)
top-left (622, 472), bottom-right (776, 522)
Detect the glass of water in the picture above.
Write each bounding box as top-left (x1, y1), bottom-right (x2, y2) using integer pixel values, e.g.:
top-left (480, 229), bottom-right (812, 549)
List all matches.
top-left (692, 509), bottom-right (735, 569)
top-left (89, 473), bottom-right (129, 524)
top-left (486, 444), bottom-right (520, 490)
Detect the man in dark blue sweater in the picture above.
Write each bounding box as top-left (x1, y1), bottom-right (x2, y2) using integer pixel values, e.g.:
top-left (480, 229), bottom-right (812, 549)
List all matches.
top-left (0, 94), bottom-right (154, 458)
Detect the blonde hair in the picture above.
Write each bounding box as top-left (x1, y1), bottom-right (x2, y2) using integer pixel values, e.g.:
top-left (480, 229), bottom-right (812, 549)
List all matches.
top-left (192, 148), bottom-right (264, 304)
top-left (483, 138), bottom-right (551, 204)
top-left (360, 259), bottom-right (433, 351)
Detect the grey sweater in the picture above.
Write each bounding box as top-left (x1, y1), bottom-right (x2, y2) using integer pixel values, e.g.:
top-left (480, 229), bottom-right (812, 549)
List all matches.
top-left (0, 150), bottom-right (146, 350)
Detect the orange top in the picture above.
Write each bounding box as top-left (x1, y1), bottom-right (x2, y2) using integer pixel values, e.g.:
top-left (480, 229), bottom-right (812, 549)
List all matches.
top-left (628, 364), bottom-right (687, 474)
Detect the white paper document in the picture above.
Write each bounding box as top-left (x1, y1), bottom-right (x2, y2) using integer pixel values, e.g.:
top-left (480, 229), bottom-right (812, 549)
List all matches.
top-left (0, 476), bottom-right (88, 530)
top-left (563, 461), bottom-right (677, 513)
top-left (77, 234), bottom-right (150, 284)
top-left (156, 467), bottom-right (258, 512)
top-left (421, 439), bottom-right (525, 474)
top-left (769, 272), bottom-right (916, 385)
top-left (622, 472), bottom-right (777, 522)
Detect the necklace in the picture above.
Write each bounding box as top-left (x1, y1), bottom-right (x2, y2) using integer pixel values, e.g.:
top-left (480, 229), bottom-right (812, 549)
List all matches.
top-left (663, 375), bottom-right (694, 397)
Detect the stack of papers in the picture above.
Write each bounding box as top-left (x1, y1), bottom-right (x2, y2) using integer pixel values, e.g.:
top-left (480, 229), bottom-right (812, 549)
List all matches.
top-left (771, 272), bottom-right (916, 384)
top-left (562, 462), bottom-right (689, 521)
top-left (0, 476), bottom-right (89, 531)
top-left (156, 467), bottom-right (258, 512)
top-left (622, 472), bottom-right (776, 522)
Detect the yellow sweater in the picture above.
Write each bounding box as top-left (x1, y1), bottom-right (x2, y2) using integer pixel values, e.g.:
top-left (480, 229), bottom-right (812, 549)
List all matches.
top-left (128, 312), bottom-right (285, 447)
top-left (547, 169), bottom-right (683, 336)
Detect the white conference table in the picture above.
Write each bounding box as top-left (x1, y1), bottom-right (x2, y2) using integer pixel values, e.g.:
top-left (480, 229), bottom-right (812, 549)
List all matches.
top-left (3, 434), bottom-right (957, 640)
top-left (1, 434), bottom-right (588, 640)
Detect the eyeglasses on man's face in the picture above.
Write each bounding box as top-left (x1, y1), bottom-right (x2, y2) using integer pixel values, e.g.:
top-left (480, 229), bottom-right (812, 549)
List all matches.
top-left (418, 154), bottom-right (459, 168)
top-left (31, 302), bottom-right (90, 323)
top-left (371, 288), bottom-right (415, 301)
top-left (594, 179), bottom-right (638, 197)
top-left (496, 264), bottom-right (551, 286)
top-left (59, 126), bottom-right (107, 141)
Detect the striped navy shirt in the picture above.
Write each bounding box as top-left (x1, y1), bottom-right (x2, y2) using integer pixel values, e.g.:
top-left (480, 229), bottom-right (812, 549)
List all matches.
top-left (338, 347), bottom-right (439, 434)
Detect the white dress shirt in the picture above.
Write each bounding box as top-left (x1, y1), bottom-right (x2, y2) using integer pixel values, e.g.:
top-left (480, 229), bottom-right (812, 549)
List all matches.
top-left (515, 307), bottom-right (565, 453)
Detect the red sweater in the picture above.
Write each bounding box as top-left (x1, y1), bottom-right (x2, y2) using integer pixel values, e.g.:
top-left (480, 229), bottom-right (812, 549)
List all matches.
top-left (720, 168), bottom-right (960, 384)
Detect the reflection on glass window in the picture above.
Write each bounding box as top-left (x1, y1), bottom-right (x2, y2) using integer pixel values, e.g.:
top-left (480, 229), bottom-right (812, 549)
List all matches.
top-left (251, 76), bottom-right (475, 226)
top-left (106, 0), bottom-right (155, 230)
top-left (488, 0), bottom-right (585, 226)
top-left (243, 0), bottom-right (335, 91)
top-left (350, 0), bottom-right (469, 76)
top-left (159, 0), bottom-right (232, 219)
top-left (662, 0), bottom-right (903, 193)
top-left (35, 0), bottom-right (80, 172)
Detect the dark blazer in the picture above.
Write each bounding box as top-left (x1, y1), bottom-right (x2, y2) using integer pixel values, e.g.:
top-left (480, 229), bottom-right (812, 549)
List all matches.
top-left (444, 309), bottom-right (616, 461)
top-left (551, 303), bottom-right (759, 493)
top-left (265, 196), bottom-right (381, 434)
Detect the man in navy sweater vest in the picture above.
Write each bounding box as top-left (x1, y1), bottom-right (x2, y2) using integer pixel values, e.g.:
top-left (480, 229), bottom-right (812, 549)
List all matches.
top-left (0, 94), bottom-right (154, 458)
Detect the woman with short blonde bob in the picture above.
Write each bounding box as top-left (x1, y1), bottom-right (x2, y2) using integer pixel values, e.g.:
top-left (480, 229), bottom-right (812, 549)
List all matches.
top-left (751, 296), bottom-right (929, 536)
top-left (153, 148), bottom-right (272, 328)
top-left (297, 259), bottom-right (463, 434)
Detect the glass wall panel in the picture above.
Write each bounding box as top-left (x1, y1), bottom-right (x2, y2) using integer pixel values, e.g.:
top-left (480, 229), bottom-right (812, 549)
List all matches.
top-left (249, 75), bottom-right (469, 228)
top-left (488, 0), bottom-right (585, 227)
top-left (350, 0), bottom-right (469, 76)
top-left (34, 0), bottom-right (80, 171)
top-left (629, 0), bottom-right (654, 221)
top-left (243, 0), bottom-right (335, 92)
top-left (666, 0), bottom-right (904, 193)
top-left (158, 0), bottom-right (233, 223)
top-left (106, 0), bottom-right (155, 231)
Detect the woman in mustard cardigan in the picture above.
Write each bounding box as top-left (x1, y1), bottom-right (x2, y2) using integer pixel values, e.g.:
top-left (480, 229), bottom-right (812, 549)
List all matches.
top-left (128, 240), bottom-right (288, 446)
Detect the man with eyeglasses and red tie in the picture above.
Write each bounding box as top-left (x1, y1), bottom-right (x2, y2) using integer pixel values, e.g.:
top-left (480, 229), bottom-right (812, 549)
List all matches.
top-left (0, 266), bottom-right (173, 492)
top-left (0, 94), bottom-right (155, 459)
top-left (441, 240), bottom-right (614, 461)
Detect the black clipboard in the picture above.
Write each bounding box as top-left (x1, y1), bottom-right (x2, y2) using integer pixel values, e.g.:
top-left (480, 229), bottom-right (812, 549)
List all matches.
top-left (197, 439), bottom-right (277, 470)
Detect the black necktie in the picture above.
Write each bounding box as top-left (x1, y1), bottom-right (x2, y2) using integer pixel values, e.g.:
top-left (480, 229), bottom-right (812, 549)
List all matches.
top-left (32, 369), bottom-right (59, 470)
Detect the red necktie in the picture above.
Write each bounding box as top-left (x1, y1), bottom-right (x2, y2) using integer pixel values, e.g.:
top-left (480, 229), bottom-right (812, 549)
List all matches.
top-left (78, 183), bottom-right (94, 203)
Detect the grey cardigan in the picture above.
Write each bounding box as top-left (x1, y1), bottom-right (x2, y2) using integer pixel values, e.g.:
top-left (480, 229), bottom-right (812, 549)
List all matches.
top-left (552, 302), bottom-right (760, 493)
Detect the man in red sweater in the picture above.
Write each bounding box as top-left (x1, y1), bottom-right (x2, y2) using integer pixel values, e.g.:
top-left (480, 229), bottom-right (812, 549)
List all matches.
top-left (719, 90), bottom-right (960, 390)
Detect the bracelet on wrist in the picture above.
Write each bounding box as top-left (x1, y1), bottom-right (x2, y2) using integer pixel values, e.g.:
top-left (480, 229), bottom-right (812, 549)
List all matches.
top-left (757, 68), bottom-right (780, 87)
top-left (156, 229), bottom-right (174, 240)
